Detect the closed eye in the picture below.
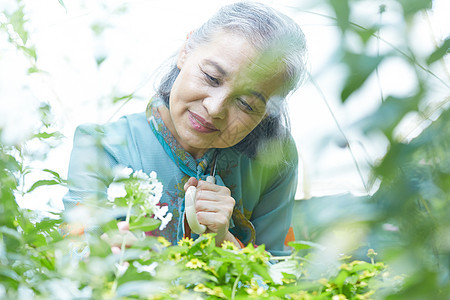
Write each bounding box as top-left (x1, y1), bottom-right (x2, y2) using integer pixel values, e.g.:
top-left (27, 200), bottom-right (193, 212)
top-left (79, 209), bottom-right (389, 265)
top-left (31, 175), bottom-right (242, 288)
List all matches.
top-left (203, 71), bottom-right (220, 86)
top-left (236, 97), bottom-right (254, 112)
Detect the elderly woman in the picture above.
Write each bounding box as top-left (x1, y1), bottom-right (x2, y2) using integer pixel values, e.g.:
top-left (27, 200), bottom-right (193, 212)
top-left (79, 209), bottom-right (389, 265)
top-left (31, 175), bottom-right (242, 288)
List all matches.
top-left (63, 1), bottom-right (307, 256)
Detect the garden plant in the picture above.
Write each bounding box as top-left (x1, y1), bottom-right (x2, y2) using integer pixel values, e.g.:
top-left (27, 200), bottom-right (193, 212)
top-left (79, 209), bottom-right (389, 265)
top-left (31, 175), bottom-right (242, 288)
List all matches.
top-left (0, 0), bottom-right (449, 299)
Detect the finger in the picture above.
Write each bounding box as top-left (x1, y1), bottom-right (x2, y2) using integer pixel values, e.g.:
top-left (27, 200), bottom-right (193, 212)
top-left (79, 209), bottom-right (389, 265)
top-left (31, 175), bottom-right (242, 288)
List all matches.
top-left (197, 181), bottom-right (231, 195)
top-left (195, 197), bottom-right (234, 218)
top-left (117, 221), bottom-right (129, 233)
top-left (196, 211), bottom-right (230, 231)
top-left (111, 246), bottom-right (121, 255)
top-left (195, 198), bottom-right (221, 213)
top-left (195, 190), bottom-right (235, 206)
top-left (184, 177), bottom-right (198, 191)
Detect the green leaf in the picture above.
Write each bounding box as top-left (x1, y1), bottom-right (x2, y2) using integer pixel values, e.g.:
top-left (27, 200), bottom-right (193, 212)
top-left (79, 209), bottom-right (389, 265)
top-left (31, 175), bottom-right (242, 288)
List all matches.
top-left (58, 0), bottom-right (67, 12)
top-left (249, 262), bottom-right (271, 281)
top-left (351, 261), bottom-right (375, 273)
top-left (359, 94), bottom-right (420, 140)
top-left (341, 52), bottom-right (384, 102)
top-left (0, 266), bottom-right (21, 282)
top-left (0, 226), bottom-right (23, 242)
top-left (19, 45), bottom-right (37, 60)
top-left (426, 38), bottom-right (450, 65)
top-left (96, 56), bottom-right (107, 66)
top-left (113, 93), bottom-right (134, 104)
top-left (86, 234), bottom-right (112, 258)
top-left (33, 131), bottom-right (64, 140)
top-left (288, 240), bottom-right (325, 251)
top-left (34, 217), bottom-right (61, 233)
top-left (355, 26), bottom-right (379, 45)
top-left (28, 65), bottom-right (41, 74)
top-left (27, 233), bottom-right (47, 247)
top-left (27, 179), bottom-right (60, 193)
top-left (188, 234), bottom-right (215, 255)
top-left (9, 5), bottom-right (28, 44)
top-left (334, 270), bottom-right (349, 288)
top-left (43, 168), bottom-right (64, 181)
top-left (129, 217), bottom-right (160, 232)
top-left (398, 0), bottom-right (432, 18)
top-left (329, 0), bottom-right (350, 32)
top-left (102, 219), bottom-right (120, 234)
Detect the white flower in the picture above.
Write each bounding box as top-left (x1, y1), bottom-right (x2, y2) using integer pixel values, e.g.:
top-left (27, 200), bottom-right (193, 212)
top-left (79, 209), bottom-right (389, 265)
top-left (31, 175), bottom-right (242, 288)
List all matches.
top-left (153, 181), bottom-right (163, 199)
top-left (107, 181), bottom-right (126, 201)
top-left (17, 285), bottom-right (34, 300)
top-left (133, 261), bottom-right (157, 276)
top-left (154, 206), bottom-right (172, 230)
top-left (114, 262), bottom-right (129, 277)
top-left (154, 205), bottom-right (168, 220)
top-left (159, 212), bottom-right (172, 230)
top-left (112, 166), bottom-right (133, 181)
top-left (133, 169), bottom-right (149, 181)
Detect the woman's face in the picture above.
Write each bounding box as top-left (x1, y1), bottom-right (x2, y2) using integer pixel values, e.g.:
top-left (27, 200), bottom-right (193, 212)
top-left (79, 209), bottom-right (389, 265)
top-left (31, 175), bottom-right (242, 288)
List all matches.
top-left (165, 31), bottom-right (285, 159)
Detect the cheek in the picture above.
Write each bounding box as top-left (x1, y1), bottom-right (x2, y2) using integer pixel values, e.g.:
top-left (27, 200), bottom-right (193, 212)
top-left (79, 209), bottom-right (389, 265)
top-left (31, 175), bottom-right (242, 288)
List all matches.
top-left (222, 114), bottom-right (263, 144)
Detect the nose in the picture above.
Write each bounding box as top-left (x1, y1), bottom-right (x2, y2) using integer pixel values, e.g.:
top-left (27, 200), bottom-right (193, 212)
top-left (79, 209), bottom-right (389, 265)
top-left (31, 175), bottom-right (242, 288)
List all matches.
top-left (202, 90), bottom-right (229, 119)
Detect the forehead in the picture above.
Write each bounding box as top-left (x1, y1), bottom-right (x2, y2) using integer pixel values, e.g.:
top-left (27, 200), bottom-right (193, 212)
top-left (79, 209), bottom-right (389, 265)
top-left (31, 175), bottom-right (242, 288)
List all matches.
top-left (193, 31), bottom-right (258, 72)
top-left (192, 31), bottom-right (287, 94)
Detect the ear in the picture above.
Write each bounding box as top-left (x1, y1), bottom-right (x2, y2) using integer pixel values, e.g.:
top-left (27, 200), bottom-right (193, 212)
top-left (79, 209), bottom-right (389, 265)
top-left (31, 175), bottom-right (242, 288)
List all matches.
top-left (177, 42), bottom-right (188, 69)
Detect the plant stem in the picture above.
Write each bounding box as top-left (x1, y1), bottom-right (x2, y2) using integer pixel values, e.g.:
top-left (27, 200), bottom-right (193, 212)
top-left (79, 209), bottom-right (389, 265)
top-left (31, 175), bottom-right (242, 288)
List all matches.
top-left (309, 74), bottom-right (369, 194)
top-left (231, 273), bottom-right (241, 300)
top-left (110, 201), bottom-right (133, 296)
top-left (269, 255), bottom-right (293, 261)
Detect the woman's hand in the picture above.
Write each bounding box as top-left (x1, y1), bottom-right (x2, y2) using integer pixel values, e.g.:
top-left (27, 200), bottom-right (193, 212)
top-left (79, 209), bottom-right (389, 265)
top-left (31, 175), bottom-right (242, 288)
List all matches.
top-left (101, 221), bottom-right (137, 254)
top-left (184, 177), bottom-right (236, 246)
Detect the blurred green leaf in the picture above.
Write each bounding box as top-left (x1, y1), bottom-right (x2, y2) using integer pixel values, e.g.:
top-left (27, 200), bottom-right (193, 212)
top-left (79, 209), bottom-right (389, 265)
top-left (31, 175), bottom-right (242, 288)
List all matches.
top-left (354, 26), bottom-right (379, 45)
top-left (33, 131), bottom-right (64, 140)
top-left (329, 0), bottom-right (350, 32)
top-left (249, 262), bottom-right (271, 281)
top-left (27, 65), bottom-right (41, 74)
top-left (0, 266), bottom-right (21, 282)
top-left (9, 5), bottom-right (28, 44)
top-left (18, 45), bottom-right (36, 60)
top-left (27, 179), bottom-right (60, 193)
top-left (57, 0), bottom-right (67, 12)
top-left (397, 0), bottom-right (432, 18)
top-left (113, 93), bottom-right (134, 104)
top-left (360, 94), bottom-right (420, 140)
top-left (0, 226), bottom-right (23, 242)
top-left (129, 217), bottom-right (160, 232)
top-left (426, 38), bottom-right (450, 65)
top-left (87, 235), bottom-right (112, 258)
top-left (43, 169), bottom-right (64, 181)
top-left (334, 270), bottom-right (349, 288)
top-left (289, 240), bottom-right (325, 251)
top-left (91, 22), bottom-right (111, 36)
top-left (96, 56), bottom-right (107, 66)
top-left (341, 52), bottom-right (384, 102)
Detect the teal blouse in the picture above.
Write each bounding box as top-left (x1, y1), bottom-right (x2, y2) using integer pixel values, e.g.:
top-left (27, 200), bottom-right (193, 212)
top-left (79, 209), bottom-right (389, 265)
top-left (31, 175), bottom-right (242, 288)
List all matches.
top-left (63, 97), bottom-right (298, 256)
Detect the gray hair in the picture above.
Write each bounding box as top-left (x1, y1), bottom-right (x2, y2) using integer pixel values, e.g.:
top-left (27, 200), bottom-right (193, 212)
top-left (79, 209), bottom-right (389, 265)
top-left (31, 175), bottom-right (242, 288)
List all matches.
top-left (156, 1), bottom-right (307, 158)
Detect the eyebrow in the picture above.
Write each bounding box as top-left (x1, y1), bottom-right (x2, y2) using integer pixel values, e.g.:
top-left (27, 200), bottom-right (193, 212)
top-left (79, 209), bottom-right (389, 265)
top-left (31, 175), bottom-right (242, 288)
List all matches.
top-left (250, 91), bottom-right (267, 104)
top-left (204, 59), bottom-right (227, 76)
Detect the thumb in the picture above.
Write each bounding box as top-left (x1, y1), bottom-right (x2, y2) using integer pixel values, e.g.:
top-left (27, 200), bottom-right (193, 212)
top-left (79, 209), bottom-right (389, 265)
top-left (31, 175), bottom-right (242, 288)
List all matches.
top-left (184, 177), bottom-right (198, 191)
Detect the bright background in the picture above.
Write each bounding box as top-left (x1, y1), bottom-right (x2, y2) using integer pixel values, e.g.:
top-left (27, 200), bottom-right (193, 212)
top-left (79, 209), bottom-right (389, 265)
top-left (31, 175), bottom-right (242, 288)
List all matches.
top-left (0, 0), bottom-right (448, 211)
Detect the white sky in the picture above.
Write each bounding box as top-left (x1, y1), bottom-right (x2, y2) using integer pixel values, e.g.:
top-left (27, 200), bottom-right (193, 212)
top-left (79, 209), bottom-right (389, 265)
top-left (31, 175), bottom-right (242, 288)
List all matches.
top-left (0, 0), bottom-right (448, 211)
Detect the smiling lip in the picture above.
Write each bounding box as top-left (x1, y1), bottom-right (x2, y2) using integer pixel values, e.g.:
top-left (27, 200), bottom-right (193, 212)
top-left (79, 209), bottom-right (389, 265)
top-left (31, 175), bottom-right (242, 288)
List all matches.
top-left (188, 111), bottom-right (219, 133)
